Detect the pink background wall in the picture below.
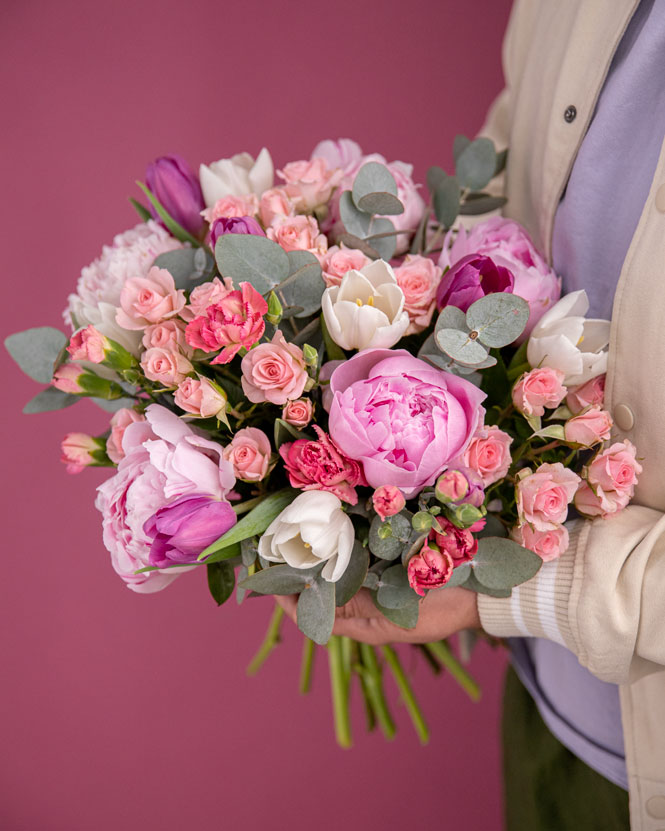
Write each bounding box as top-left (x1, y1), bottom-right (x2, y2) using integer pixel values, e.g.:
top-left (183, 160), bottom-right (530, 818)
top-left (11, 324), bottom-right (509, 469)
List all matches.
top-left (0, 1), bottom-right (513, 828)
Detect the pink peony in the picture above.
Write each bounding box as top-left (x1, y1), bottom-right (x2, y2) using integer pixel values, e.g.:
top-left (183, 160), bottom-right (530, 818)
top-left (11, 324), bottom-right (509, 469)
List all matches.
top-left (116, 266), bottom-right (186, 330)
top-left (278, 157), bottom-right (343, 210)
top-left (320, 245), bottom-right (371, 288)
top-left (372, 485), bottom-right (406, 520)
top-left (517, 463), bottom-right (580, 531)
top-left (95, 404), bottom-right (235, 592)
top-left (267, 214), bottom-right (328, 258)
top-left (179, 276), bottom-right (235, 322)
top-left (328, 349), bottom-right (486, 497)
top-left (61, 433), bottom-right (101, 474)
top-left (141, 347), bottom-right (193, 387)
top-left (67, 325), bottom-right (107, 363)
top-left (223, 427), bottom-right (272, 482)
top-left (430, 516), bottom-right (478, 568)
top-left (142, 319), bottom-right (192, 355)
top-left (575, 440), bottom-right (642, 517)
top-left (407, 543), bottom-right (454, 596)
top-left (439, 217), bottom-right (561, 336)
top-left (240, 330), bottom-right (309, 405)
top-left (564, 406), bottom-right (613, 446)
top-left (201, 193), bottom-right (259, 223)
top-left (258, 187), bottom-right (295, 226)
top-left (393, 255), bottom-right (442, 334)
top-left (282, 398), bottom-right (313, 428)
top-left (185, 282), bottom-right (268, 364)
top-left (463, 425), bottom-right (513, 487)
top-left (106, 408), bottom-right (146, 464)
top-left (512, 367), bottom-right (567, 417)
top-left (280, 426), bottom-right (365, 505)
top-left (566, 374), bottom-right (606, 414)
top-left (174, 377), bottom-right (227, 418)
top-left (511, 522), bottom-right (570, 562)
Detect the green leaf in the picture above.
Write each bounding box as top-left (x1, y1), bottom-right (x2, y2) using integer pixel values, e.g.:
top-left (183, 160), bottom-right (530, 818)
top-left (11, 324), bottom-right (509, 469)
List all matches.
top-left (335, 542), bottom-right (369, 607)
top-left (153, 248), bottom-right (215, 290)
top-left (426, 166), bottom-right (448, 193)
top-left (368, 513), bottom-right (412, 561)
top-left (466, 293), bottom-right (530, 348)
top-left (464, 570), bottom-right (513, 597)
top-left (297, 575), bottom-right (336, 645)
top-left (200, 489), bottom-right (296, 561)
top-left (236, 565), bottom-right (248, 605)
top-left (275, 252), bottom-right (325, 318)
top-left (377, 564), bottom-right (418, 610)
top-left (459, 195), bottom-right (507, 215)
top-left (6, 327), bottom-right (69, 383)
top-left (215, 233), bottom-right (290, 294)
top-left (129, 197), bottom-right (152, 222)
top-left (533, 424), bottom-right (566, 441)
top-left (495, 148), bottom-right (508, 175)
top-left (239, 563), bottom-right (321, 595)
top-left (455, 138), bottom-right (497, 191)
top-left (339, 190), bottom-right (372, 237)
top-left (240, 538), bottom-right (258, 567)
top-left (444, 563), bottom-right (472, 588)
top-left (472, 536), bottom-right (542, 590)
top-left (337, 233), bottom-right (381, 260)
top-left (366, 217), bottom-right (397, 261)
top-left (432, 175), bottom-right (461, 228)
top-left (91, 396), bottom-right (138, 413)
top-left (207, 561), bottom-right (236, 606)
top-left (372, 593), bottom-right (419, 629)
top-left (274, 418), bottom-right (311, 449)
top-left (434, 305), bottom-right (467, 335)
top-left (435, 328), bottom-right (491, 366)
top-left (357, 191), bottom-right (404, 216)
top-left (453, 134), bottom-right (471, 163)
top-left (352, 162), bottom-right (402, 216)
top-left (23, 387), bottom-right (79, 414)
top-left (476, 514), bottom-right (507, 539)
top-left (135, 181), bottom-right (200, 246)
top-left (363, 571), bottom-right (380, 591)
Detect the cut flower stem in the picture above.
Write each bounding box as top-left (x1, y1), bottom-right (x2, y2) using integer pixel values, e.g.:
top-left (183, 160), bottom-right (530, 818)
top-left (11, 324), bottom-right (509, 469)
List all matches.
top-left (425, 640), bottom-right (481, 701)
top-left (247, 604), bottom-right (284, 676)
top-left (381, 645), bottom-right (430, 745)
top-left (328, 635), bottom-right (352, 748)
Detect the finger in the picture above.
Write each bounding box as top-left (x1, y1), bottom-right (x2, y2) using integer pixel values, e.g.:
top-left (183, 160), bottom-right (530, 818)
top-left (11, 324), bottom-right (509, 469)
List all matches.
top-left (275, 593), bottom-right (298, 624)
top-left (332, 612), bottom-right (406, 645)
top-left (335, 588), bottom-right (384, 621)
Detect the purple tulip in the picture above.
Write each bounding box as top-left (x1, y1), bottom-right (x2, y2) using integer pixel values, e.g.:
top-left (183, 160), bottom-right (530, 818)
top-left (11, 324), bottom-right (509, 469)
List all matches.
top-left (145, 154), bottom-right (205, 235)
top-left (209, 215), bottom-right (266, 247)
top-left (436, 254), bottom-right (514, 312)
top-left (143, 495), bottom-right (237, 568)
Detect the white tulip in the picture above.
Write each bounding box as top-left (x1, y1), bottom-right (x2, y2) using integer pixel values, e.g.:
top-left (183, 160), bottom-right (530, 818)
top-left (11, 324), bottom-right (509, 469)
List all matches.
top-left (527, 290), bottom-right (610, 386)
top-left (258, 491), bottom-right (354, 582)
top-left (321, 259), bottom-right (409, 351)
top-left (199, 148), bottom-right (274, 207)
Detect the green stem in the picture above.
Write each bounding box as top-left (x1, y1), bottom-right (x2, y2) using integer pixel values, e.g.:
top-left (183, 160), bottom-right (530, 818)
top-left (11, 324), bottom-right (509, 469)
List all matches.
top-left (416, 643), bottom-right (442, 675)
top-left (246, 605), bottom-right (284, 676)
top-left (299, 637), bottom-right (316, 694)
top-left (425, 640), bottom-right (481, 701)
top-left (328, 636), bottom-right (352, 748)
top-left (353, 663), bottom-right (377, 732)
top-left (381, 645), bottom-right (429, 745)
top-left (359, 644), bottom-right (396, 740)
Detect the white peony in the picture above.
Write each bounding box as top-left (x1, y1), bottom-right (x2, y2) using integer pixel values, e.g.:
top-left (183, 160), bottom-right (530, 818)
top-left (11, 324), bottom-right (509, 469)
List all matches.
top-left (321, 259), bottom-right (409, 352)
top-left (527, 290), bottom-right (610, 386)
top-left (258, 491), bottom-right (354, 582)
top-left (199, 148), bottom-right (274, 208)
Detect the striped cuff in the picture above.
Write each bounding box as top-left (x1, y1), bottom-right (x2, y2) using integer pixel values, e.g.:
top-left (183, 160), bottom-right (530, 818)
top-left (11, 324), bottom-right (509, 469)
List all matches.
top-left (477, 521), bottom-right (584, 651)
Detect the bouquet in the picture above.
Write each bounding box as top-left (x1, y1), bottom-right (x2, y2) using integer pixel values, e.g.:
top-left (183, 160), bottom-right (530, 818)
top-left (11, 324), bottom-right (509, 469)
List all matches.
top-left (6, 137), bottom-right (641, 747)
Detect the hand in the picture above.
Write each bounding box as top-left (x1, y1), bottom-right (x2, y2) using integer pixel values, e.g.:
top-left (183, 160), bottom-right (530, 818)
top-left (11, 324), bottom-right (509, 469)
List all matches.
top-left (275, 586), bottom-right (480, 646)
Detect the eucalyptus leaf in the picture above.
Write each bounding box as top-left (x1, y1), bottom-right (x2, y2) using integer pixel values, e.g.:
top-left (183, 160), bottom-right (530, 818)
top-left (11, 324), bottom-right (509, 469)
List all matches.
top-left (455, 138), bottom-right (497, 191)
top-left (444, 563), bottom-right (472, 588)
top-left (236, 565), bottom-right (248, 605)
top-left (433, 176), bottom-right (461, 228)
top-left (335, 542), bottom-right (369, 607)
top-left (23, 387), bottom-right (79, 414)
top-left (275, 253), bottom-right (325, 318)
top-left (472, 536), bottom-right (542, 590)
top-left (215, 234), bottom-right (290, 294)
top-left (495, 148), bottom-right (508, 175)
top-left (466, 293), bottom-right (530, 348)
top-left (476, 514), bottom-right (507, 539)
top-left (337, 233), bottom-right (380, 260)
top-left (464, 570), bottom-right (513, 597)
top-left (352, 162), bottom-right (398, 208)
top-left (434, 305), bottom-right (467, 335)
top-left (435, 328), bottom-right (490, 366)
top-left (459, 195), bottom-right (507, 216)
top-left (6, 327), bottom-right (69, 383)
top-left (376, 564), bottom-right (418, 610)
top-left (297, 575), bottom-right (336, 645)
top-left (207, 561), bottom-right (236, 606)
top-left (339, 190), bottom-right (372, 237)
top-left (426, 166), bottom-right (448, 193)
top-left (153, 248), bottom-right (215, 289)
top-left (239, 563), bottom-right (321, 595)
top-left (91, 396), bottom-right (138, 413)
top-left (240, 537), bottom-right (258, 567)
top-left (363, 571), bottom-right (380, 591)
top-left (357, 191), bottom-right (404, 216)
top-left (366, 217), bottom-right (396, 260)
top-left (372, 593), bottom-right (419, 629)
top-left (368, 515), bottom-right (402, 561)
top-left (453, 134), bottom-right (471, 163)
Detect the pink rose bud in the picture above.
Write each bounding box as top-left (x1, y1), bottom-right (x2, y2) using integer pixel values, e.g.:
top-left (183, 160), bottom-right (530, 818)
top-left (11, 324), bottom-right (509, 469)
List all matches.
top-left (321, 245), bottom-right (370, 288)
top-left (512, 367), bottom-right (567, 417)
top-left (435, 470), bottom-right (469, 503)
top-left (52, 364), bottom-right (124, 399)
top-left (174, 377), bottom-right (227, 419)
top-left (67, 325), bottom-right (108, 363)
top-left (201, 193), bottom-right (260, 223)
top-left (511, 522), bottom-right (570, 562)
top-left (430, 516), bottom-right (478, 567)
top-left (372, 485), bottom-right (406, 521)
top-left (407, 542), bottom-right (454, 597)
top-left (463, 425), bottom-right (513, 487)
top-left (241, 330), bottom-right (309, 405)
top-left (223, 427), bottom-right (272, 483)
top-left (282, 398), bottom-right (313, 428)
top-left (52, 363), bottom-right (85, 393)
top-left (61, 432), bottom-right (106, 474)
top-left (106, 408), bottom-right (146, 464)
top-left (516, 463), bottom-right (580, 531)
top-left (564, 406), bottom-right (613, 446)
top-left (566, 374), bottom-right (605, 414)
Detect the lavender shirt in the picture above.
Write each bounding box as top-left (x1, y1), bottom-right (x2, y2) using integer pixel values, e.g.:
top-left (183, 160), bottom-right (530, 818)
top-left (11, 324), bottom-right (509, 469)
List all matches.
top-left (511, 0), bottom-right (665, 790)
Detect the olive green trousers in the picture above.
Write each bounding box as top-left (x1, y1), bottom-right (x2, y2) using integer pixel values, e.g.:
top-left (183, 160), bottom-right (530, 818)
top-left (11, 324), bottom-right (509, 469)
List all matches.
top-left (502, 667), bottom-right (629, 830)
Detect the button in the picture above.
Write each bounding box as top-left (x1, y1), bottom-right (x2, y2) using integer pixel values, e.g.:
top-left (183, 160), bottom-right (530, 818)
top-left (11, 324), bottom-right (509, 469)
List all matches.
top-left (647, 796), bottom-right (665, 819)
top-left (614, 403), bottom-right (635, 431)
top-left (656, 184), bottom-right (665, 212)
top-left (564, 105), bottom-right (577, 123)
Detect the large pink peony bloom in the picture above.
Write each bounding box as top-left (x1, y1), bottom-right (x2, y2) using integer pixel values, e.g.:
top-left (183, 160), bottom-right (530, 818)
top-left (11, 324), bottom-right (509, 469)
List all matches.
top-left (328, 349), bottom-right (486, 497)
top-left (95, 404), bottom-right (235, 593)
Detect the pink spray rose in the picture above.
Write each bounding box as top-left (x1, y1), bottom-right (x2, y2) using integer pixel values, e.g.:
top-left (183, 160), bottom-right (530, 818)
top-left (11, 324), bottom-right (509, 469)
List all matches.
top-left (185, 282), bottom-right (268, 364)
top-left (61, 433), bottom-right (103, 474)
top-left (223, 427), bottom-right (272, 482)
top-left (202, 193), bottom-right (260, 223)
top-left (277, 157), bottom-right (343, 210)
top-left (575, 440), bottom-right (642, 517)
top-left (106, 408), bottom-right (146, 463)
top-left (439, 218), bottom-right (561, 336)
top-left (174, 376), bottom-right (227, 419)
top-left (67, 325), bottom-right (107, 363)
top-left (258, 187), bottom-right (295, 226)
top-left (141, 347), bottom-right (193, 387)
top-left (116, 266), bottom-right (186, 330)
top-left (512, 367), bottom-right (567, 417)
top-left (511, 522), bottom-right (570, 562)
top-left (463, 425), bottom-right (513, 487)
top-left (407, 542), bottom-right (454, 597)
top-left (564, 406), bottom-right (613, 446)
top-left (95, 404), bottom-right (236, 592)
top-left (241, 330), bottom-right (309, 405)
top-left (393, 255), bottom-right (443, 334)
top-left (142, 319), bottom-right (192, 355)
top-left (179, 276), bottom-right (235, 322)
top-left (328, 349), bottom-right (486, 497)
top-left (517, 463), bottom-right (580, 531)
top-left (430, 516), bottom-right (478, 568)
top-left (566, 374), bottom-right (606, 414)
top-left (280, 425), bottom-right (366, 505)
top-left (320, 245), bottom-right (371, 288)
top-left (372, 485), bottom-right (406, 521)
top-left (282, 398), bottom-right (313, 428)
top-left (267, 215), bottom-right (328, 258)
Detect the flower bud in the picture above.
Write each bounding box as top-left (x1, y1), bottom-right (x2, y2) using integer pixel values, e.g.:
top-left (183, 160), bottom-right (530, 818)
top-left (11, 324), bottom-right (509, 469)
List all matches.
top-left (266, 291), bottom-right (283, 326)
top-left (411, 511), bottom-right (434, 533)
top-left (372, 485), bottom-right (406, 521)
top-left (67, 325), bottom-right (137, 373)
top-left (145, 154), bottom-right (205, 235)
top-left (303, 343), bottom-right (319, 369)
top-left (60, 433), bottom-right (110, 474)
top-left (446, 502), bottom-right (486, 529)
top-left (52, 363), bottom-right (125, 400)
top-left (435, 469), bottom-right (469, 503)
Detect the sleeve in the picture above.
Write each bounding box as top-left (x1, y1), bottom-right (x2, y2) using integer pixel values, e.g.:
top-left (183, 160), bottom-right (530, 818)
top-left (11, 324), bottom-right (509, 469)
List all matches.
top-left (478, 508), bottom-right (665, 684)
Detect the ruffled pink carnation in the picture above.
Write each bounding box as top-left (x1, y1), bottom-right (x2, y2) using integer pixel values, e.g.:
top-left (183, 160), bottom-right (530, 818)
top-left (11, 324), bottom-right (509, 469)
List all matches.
top-left (430, 516), bottom-right (478, 568)
top-left (67, 325), bottom-right (107, 363)
top-left (407, 542), bottom-right (454, 597)
top-left (372, 485), bottom-right (405, 521)
top-left (393, 254), bottom-right (442, 334)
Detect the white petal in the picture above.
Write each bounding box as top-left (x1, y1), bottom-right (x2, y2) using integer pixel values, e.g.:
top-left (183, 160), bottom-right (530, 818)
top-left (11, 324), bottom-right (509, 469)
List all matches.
top-left (258, 532), bottom-right (283, 563)
top-left (528, 332), bottom-right (584, 380)
top-left (322, 516), bottom-right (355, 582)
top-left (248, 147), bottom-right (274, 195)
top-left (336, 271), bottom-right (376, 304)
top-left (277, 536), bottom-right (321, 569)
top-left (360, 259), bottom-right (397, 290)
top-left (367, 310), bottom-right (410, 349)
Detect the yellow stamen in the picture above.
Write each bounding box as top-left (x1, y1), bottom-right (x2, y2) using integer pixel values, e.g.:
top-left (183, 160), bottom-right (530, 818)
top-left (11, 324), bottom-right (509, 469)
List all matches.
top-left (355, 298), bottom-right (363, 306)
top-left (303, 542), bottom-right (311, 549)
top-left (577, 334), bottom-right (585, 346)
top-left (367, 295), bottom-right (375, 306)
